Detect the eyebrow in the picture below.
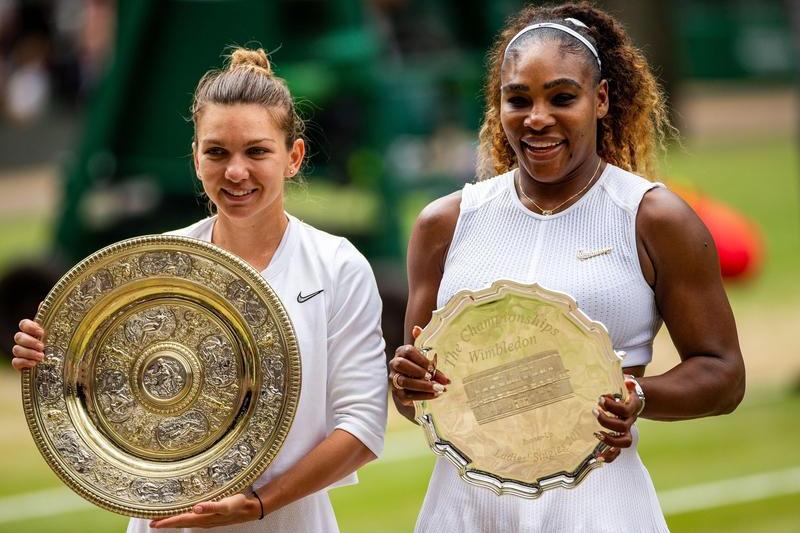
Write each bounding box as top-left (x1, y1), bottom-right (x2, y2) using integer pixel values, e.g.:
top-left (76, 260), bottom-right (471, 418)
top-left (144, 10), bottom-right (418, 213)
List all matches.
top-left (501, 78), bottom-right (583, 92)
top-left (200, 138), bottom-right (277, 145)
top-left (501, 83), bottom-right (529, 93)
top-left (543, 78), bottom-right (582, 90)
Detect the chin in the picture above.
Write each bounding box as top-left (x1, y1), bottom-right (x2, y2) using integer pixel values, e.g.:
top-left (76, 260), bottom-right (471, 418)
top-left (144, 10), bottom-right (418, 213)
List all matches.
top-left (520, 160), bottom-right (563, 183)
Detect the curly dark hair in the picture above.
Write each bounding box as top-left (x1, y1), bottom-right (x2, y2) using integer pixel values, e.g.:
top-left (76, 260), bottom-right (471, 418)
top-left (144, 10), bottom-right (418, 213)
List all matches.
top-left (477, 2), bottom-right (675, 180)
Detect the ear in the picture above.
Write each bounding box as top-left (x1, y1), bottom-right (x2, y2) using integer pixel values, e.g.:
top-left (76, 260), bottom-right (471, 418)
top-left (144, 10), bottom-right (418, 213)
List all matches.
top-left (596, 79), bottom-right (609, 120)
top-left (286, 138), bottom-right (306, 178)
top-left (192, 141), bottom-right (201, 180)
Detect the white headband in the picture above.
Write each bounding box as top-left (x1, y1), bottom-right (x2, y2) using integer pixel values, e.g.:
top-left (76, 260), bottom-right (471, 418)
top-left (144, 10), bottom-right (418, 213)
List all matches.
top-left (504, 21), bottom-right (601, 70)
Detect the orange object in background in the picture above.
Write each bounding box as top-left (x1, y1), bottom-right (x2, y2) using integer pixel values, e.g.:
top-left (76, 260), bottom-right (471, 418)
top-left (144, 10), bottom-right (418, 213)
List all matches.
top-left (670, 183), bottom-right (764, 280)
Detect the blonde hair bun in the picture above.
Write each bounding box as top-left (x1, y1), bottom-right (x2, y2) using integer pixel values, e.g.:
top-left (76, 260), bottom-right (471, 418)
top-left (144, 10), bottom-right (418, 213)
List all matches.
top-left (229, 48), bottom-right (272, 76)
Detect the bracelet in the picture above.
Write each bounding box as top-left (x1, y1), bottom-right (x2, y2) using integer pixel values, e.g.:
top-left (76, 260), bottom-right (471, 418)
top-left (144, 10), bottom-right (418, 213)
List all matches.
top-left (251, 489), bottom-right (264, 520)
top-left (624, 375), bottom-right (646, 417)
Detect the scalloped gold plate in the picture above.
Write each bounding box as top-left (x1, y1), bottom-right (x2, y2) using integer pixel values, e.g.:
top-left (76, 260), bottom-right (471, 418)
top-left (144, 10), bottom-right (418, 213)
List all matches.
top-left (414, 280), bottom-right (626, 498)
top-left (21, 235), bottom-right (300, 518)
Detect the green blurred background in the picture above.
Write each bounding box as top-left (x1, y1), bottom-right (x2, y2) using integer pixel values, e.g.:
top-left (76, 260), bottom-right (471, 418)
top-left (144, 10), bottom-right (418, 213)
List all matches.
top-left (0, 0), bottom-right (798, 531)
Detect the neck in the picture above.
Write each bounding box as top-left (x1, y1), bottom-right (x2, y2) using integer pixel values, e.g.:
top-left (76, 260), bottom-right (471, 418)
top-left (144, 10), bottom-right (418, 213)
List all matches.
top-left (518, 156), bottom-right (603, 213)
top-left (212, 207), bottom-right (288, 271)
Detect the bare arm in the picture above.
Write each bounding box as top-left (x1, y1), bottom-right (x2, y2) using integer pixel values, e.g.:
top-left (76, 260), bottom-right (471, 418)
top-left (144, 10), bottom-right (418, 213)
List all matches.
top-left (256, 430), bottom-right (375, 514)
top-left (390, 192), bottom-right (461, 423)
top-left (636, 187), bottom-right (746, 420)
top-left (151, 429), bottom-right (374, 528)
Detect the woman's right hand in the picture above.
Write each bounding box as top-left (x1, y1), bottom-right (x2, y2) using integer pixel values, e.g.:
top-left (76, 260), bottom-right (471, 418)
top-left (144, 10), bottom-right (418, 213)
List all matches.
top-left (11, 319), bottom-right (45, 371)
top-left (389, 326), bottom-right (451, 406)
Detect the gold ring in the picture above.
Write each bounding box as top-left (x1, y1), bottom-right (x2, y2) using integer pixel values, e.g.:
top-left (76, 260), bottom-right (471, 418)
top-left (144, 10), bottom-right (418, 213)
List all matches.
top-left (391, 373), bottom-right (403, 390)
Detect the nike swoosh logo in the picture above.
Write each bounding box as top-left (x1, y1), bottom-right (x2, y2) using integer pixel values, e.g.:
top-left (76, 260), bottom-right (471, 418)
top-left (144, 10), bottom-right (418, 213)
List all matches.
top-left (577, 247), bottom-right (613, 260)
top-left (297, 289), bottom-right (324, 303)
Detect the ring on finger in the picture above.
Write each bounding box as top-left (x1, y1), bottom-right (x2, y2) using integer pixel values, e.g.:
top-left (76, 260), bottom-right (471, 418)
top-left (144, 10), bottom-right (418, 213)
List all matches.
top-left (428, 352), bottom-right (438, 381)
top-left (391, 373), bottom-right (403, 391)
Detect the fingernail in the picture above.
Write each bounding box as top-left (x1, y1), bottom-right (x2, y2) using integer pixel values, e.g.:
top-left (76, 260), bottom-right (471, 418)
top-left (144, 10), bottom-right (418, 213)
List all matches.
top-left (424, 372), bottom-right (432, 380)
top-left (597, 396), bottom-right (605, 405)
top-left (37, 343), bottom-right (45, 351)
top-left (596, 455), bottom-right (605, 463)
top-left (592, 407), bottom-right (600, 418)
top-left (194, 505), bottom-right (202, 513)
top-left (593, 432), bottom-right (603, 441)
top-left (433, 383), bottom-right (445, 393)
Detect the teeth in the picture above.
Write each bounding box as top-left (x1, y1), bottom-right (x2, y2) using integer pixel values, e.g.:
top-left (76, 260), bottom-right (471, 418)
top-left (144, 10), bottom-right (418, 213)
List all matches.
top-left (226, 189), bottom-right (253, 197)
top-left (524, 140), bottom-right (562, 149)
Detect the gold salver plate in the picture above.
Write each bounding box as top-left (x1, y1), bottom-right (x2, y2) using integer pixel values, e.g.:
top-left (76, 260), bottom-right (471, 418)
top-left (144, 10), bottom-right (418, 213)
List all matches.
top-left (21, 235), bottom-right (301, 518)
top-left (414, 280), bottom-right (626, 498)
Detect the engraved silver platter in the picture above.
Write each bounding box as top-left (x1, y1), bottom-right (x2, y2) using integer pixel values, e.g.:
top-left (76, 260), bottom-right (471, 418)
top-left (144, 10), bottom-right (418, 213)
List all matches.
top-left (21, 235), bottom-right (300, 518)
top-left (414, 280), bottom-right (626, 498)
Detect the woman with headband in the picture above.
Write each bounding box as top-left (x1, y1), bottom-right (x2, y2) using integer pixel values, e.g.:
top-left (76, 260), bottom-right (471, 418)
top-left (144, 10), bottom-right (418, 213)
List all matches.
top-left (389, 2), bottom-right (744, 531)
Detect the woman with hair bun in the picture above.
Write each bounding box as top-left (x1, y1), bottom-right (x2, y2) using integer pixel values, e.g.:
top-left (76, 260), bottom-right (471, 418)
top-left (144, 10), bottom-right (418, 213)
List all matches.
top-left (12, 47), bottom-right (388, 532)
top-left (389, 2), bottom-right (745, 531)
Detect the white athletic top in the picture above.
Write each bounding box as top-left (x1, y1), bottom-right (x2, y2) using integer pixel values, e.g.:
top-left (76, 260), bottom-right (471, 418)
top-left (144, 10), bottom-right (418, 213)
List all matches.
top-left (127, 214), bottom-right (388, 533)
top-left (438, 164), bottom-right (663, 366)
top-left (416, 164), bottom-right (669, 532)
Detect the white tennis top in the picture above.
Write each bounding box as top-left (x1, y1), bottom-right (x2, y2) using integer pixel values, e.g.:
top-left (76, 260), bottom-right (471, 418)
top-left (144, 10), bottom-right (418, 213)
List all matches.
top-left (438, 163), bottom-right (664, 366)
top-left (127, 214), bottom-right (388, 533)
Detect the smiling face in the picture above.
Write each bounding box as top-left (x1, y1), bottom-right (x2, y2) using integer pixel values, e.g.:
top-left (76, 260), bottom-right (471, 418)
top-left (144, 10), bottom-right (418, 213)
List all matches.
top-left (193, 103), bottom-right (304, 226)
top-left (500, 39), bottom-right (608, 185)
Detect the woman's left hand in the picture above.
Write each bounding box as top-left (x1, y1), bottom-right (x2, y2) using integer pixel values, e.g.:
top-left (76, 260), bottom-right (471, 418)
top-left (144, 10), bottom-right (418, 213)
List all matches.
top-left (593, 378), bottom-right (643, 464)
top-left (149, 492), bottom-right (260, 529)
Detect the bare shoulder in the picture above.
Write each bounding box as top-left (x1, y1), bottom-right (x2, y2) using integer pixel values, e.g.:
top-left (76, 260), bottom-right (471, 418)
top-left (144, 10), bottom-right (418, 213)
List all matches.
top-left (637, 186), bottom-right (719, 281)
top-left (412, 191), bottom-right (462, 248)
top-left (638, 186), bottom-right (711, 245)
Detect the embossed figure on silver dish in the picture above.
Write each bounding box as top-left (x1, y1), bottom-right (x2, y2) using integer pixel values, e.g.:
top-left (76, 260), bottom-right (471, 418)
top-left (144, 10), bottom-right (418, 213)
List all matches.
top-left (199, 335), bottom-right (236, 387)
top-left (262, 355), bottom-right (284, 388)
top-left (66, 269), bottom-right (114, 315)
top-left (124, 307), bottom-right (176, 346)
top-left (227, 280), bottom-right (268, 326)
top-left (36, 347), bottom-right (64, 402)
top-left (208, 442), bottom-right (254, 486)
top-left (156, 411), bottom-right (209, 450)
top-left (138, 251), bottom-right (193, 276)
top-left (142, 357), bottom-right (187, 399)
top-left (55, 430), bottom-right (94, 473)
top-left (130, 478), bottom-right (183, 504)
top-left (97, 369), bottom-right (135, 422)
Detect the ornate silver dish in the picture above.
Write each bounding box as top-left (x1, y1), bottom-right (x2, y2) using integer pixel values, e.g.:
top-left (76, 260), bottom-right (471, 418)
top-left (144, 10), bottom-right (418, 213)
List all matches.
top-left (21, 235), bottom-right (300, 518)
top-left (415, 280), bottom-right (626, 498)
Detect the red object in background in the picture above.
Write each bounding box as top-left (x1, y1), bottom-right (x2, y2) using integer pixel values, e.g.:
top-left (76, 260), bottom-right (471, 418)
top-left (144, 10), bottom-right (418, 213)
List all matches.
top-left (671, 184), bottom-right (764, 280)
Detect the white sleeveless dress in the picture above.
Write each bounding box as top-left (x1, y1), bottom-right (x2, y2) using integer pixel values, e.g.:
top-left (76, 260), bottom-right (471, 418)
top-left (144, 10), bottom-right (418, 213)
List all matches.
top-left (415, 164), bottom-right (670, 532)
